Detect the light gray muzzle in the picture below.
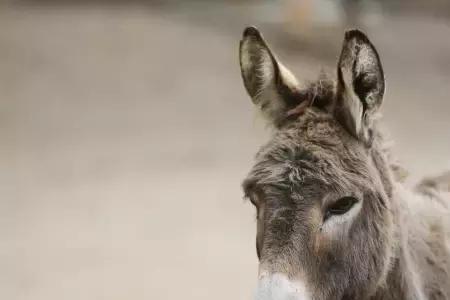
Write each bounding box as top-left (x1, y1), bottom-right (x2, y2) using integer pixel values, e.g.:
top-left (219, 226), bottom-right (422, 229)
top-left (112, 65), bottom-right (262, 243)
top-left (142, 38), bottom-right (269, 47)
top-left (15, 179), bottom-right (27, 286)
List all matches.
top-left (254, 272), bottom-right (311, 300)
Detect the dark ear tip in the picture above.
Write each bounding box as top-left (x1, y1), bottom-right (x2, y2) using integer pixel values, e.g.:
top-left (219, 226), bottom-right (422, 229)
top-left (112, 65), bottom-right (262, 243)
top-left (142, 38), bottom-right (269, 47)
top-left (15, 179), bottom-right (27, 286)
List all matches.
top-left (243, 26), bottom-right (261, 38)
top-left (344, 29), bottom-right (371, 43)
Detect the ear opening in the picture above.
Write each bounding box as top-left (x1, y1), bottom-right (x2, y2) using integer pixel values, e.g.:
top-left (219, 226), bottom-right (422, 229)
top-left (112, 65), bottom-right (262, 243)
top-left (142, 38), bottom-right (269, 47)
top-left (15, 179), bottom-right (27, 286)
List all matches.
top-left (335, 29), bottom-right (385, 145)
top-left (239, 26), bottom-right (302, 126)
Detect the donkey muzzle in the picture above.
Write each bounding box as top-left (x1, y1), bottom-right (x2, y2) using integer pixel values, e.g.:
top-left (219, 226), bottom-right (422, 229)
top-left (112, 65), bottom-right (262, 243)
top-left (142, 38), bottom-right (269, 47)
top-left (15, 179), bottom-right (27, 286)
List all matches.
top-left (254, 272), bottom-right (311, 300)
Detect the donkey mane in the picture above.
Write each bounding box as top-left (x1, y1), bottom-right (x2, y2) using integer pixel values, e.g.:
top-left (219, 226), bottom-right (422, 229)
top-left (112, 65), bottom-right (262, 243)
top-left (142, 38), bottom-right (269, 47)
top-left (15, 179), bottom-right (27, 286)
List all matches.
top-left (276, 74), bottom-right (335, 126)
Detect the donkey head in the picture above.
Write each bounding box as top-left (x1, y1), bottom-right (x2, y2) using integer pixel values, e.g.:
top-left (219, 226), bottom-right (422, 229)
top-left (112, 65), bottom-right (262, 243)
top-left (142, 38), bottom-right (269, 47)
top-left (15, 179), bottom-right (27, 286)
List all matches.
top-left (240, 27), bottom-right (395, 300)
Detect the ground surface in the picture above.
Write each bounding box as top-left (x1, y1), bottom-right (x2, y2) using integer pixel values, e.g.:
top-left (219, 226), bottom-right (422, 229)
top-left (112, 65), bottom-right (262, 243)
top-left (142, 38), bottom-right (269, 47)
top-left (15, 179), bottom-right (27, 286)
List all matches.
top-left (1, 2), bottom-right (449, 300)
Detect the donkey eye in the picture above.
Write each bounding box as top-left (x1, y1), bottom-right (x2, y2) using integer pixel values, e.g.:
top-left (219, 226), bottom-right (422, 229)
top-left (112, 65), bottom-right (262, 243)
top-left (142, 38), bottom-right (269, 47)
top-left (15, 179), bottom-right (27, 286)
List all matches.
top-left (325, 196), bottom-right (358, 220)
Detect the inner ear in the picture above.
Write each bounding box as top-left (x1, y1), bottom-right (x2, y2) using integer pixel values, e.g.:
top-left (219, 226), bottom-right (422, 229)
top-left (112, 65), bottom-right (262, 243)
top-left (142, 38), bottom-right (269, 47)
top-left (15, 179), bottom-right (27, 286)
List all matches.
top-left (336, 29), bottom-right (385, 144)
top-left (239, 26), bottom-right (303, 126)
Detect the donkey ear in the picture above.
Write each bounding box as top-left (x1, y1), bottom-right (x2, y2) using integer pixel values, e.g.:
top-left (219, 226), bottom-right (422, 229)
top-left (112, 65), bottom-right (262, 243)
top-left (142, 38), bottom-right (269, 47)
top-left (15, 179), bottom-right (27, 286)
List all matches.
top-left (239, 26), bottom-right (301, 126)
top-left (336, 29), bottom-right (385, 145)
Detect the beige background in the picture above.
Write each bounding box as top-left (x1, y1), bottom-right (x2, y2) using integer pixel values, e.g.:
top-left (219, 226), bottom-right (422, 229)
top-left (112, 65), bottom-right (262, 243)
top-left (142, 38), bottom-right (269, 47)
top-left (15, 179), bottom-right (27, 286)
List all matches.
top-left (1, 2), bottom-right (450, 300)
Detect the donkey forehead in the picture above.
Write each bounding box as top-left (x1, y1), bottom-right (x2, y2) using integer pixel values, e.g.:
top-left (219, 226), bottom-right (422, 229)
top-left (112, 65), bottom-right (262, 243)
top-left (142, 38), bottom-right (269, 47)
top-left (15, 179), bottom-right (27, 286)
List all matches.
top-left (243, 111), bottom-right (369, 195)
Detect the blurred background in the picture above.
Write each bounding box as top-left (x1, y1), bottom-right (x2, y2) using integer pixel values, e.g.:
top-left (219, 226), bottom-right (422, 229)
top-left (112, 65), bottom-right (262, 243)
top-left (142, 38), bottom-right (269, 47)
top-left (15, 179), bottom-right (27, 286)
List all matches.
top-left (1, 0), bottom-right (450, 299)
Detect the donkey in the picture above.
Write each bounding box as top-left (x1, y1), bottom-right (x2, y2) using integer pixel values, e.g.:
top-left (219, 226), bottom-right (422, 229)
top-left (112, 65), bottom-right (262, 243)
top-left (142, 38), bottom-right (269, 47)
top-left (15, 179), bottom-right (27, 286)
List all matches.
top-left (239, 27), bottom-right (450, 300)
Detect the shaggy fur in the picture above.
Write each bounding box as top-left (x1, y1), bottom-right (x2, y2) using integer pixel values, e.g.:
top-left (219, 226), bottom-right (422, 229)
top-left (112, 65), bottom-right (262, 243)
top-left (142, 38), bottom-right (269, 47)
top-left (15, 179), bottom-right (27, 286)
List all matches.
top-left (240, 27), bottom-right (450, 299)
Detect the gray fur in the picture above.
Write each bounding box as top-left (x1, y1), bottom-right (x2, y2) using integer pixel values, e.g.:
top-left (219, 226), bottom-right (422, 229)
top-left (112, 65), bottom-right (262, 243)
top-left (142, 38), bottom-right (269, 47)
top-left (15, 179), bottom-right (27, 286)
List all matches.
top-left (240, 27), bottom-right (450, 299)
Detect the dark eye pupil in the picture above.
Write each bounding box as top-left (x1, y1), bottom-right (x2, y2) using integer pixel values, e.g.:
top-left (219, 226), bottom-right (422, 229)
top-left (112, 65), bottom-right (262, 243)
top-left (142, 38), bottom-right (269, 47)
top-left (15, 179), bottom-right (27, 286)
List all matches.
top-left (325, 197), bottom-right (357, 220)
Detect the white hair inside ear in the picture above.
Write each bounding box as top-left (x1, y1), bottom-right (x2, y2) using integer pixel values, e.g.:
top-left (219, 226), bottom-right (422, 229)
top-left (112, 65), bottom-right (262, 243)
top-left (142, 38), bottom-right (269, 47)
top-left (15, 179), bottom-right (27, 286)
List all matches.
top-left (339, 63), bottom-right (365, 136)
top-left (336, 29), bottom-right (385, 144)
top-left (239, 26), bottom-right (302, 126)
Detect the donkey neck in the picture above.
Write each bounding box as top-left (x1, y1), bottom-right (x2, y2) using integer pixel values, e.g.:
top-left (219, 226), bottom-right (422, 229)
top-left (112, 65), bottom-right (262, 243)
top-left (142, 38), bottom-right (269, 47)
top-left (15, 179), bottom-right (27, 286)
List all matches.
top-left (366, 135), bottom-right (428, 299)
top-left (369, 183), bottom-right (427, 299)
top-left (379, 168), bottom-right (450, 300)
